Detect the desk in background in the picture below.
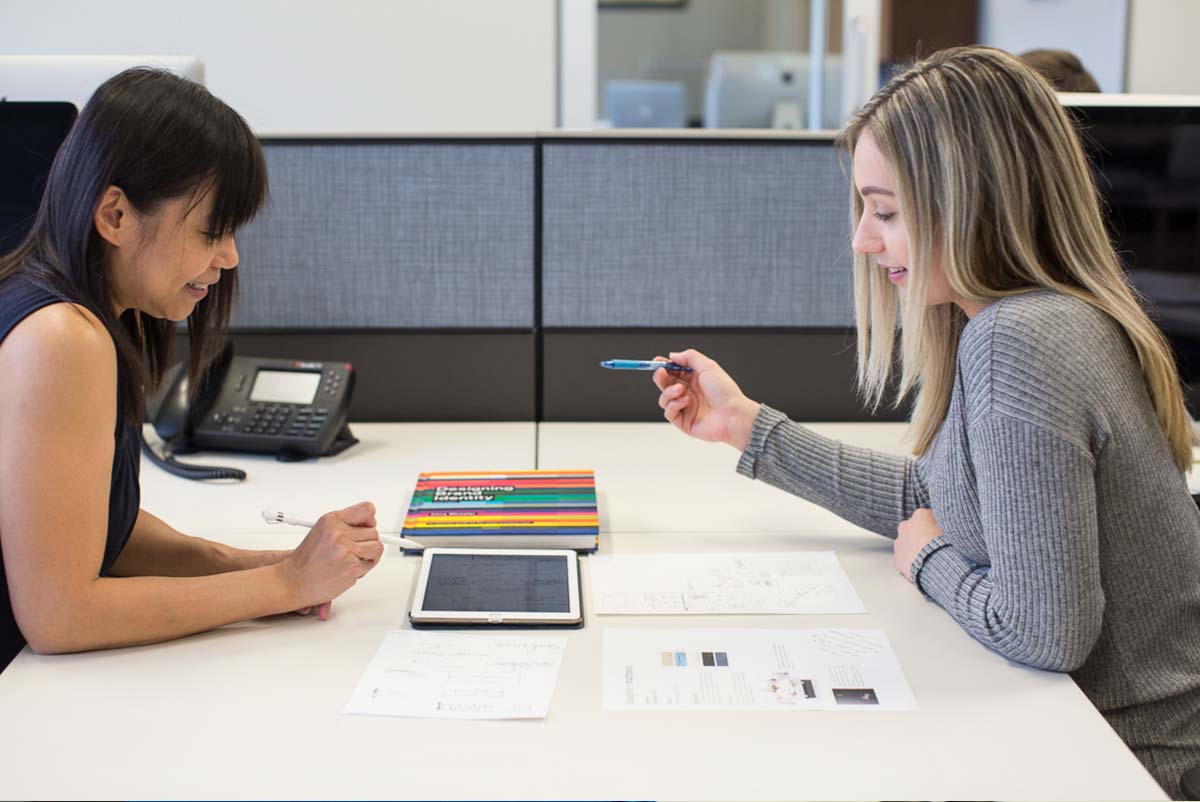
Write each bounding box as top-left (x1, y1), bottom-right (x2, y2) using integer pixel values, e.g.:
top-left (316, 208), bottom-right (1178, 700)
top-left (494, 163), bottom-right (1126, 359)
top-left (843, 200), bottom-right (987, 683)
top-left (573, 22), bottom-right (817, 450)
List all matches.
top-left (0, 423), bottom-right (1165, 800)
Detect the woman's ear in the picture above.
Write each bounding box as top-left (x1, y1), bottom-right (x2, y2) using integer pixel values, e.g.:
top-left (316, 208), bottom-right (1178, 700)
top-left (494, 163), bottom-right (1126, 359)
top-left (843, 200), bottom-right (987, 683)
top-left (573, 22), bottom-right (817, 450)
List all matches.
top-left (93, 185), bottom-right (134, 248)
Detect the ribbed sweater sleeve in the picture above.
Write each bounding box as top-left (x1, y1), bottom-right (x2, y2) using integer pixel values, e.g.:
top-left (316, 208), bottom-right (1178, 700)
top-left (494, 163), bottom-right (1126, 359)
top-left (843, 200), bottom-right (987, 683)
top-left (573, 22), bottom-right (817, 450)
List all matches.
top-left (910, 414), bottom-right (1105, 671)
top-left (736, 405), bottom-right (930, 539)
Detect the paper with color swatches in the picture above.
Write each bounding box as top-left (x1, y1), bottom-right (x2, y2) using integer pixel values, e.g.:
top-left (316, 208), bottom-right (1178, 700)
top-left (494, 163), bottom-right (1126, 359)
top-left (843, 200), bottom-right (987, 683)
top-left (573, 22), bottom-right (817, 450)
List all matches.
top-left (603, 628), bottom-right (916, 712)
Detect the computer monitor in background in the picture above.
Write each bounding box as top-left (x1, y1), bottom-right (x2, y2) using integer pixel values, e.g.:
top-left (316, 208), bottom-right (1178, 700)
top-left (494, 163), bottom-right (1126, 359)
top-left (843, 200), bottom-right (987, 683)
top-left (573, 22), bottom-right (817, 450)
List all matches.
top-left (604, 80), bottom-right (686, 128)
top-left (1062, 94), bottom-right (1200, 387)
top-left (0, 101), bottom-right (77, 255)
top-left (0, 55), bottom-right (204, 111)
top-left (0, 55), bottom-right (204, 255)
top-left (703, 52), bottom-right (843, 130)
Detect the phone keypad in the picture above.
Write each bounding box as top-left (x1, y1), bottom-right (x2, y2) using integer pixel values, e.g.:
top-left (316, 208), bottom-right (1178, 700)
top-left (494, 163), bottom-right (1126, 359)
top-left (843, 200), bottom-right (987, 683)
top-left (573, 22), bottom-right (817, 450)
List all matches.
top-left (237, 403), bottom-right (331, 439)
top-left (287, 407), bottom-right (331, 438)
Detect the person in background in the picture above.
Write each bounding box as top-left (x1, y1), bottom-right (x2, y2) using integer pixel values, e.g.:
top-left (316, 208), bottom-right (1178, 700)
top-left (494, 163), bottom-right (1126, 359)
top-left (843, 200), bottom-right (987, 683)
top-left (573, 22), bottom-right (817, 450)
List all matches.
top-left (650, 46), bottom-right (1199, 798)
top-left (0, 69), bottom-right (384, 674)
top-left (1019, 47), bottom-right (1101, 92)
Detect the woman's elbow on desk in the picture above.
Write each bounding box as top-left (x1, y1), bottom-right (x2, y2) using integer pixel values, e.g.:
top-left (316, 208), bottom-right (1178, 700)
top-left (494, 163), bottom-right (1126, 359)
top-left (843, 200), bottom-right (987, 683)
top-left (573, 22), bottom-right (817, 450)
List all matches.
top-left (17, 602), bottom-right (98, 656)
top-left (975, 603), bottom-right (1102, 674)
top-left (24, 634), bottom-right (73, 656)
top-left (1007, 635), bottom-right (1097, 674)
top-left (14, 577), bottom-right (174, 656)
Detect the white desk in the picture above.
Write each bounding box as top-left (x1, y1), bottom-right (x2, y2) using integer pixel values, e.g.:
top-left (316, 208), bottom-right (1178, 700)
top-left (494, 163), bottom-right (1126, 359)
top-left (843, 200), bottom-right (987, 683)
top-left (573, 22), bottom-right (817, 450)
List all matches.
top-left (140, 422), bottom-right (537, 536)
top-left (540, 421), bottom-right (912, 535)
top-left (0, 423), bottom-right (1166, 800)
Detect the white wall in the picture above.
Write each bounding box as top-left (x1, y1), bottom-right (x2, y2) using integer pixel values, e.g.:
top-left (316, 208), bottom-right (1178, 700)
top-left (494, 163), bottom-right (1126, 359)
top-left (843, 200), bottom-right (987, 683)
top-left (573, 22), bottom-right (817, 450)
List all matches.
top-left (559, 0), bottom-right (597, 128)
top-left (978, 0), bottom-right (1128, 92)
top-left (0, 0), bottom-right (557, 134)
top-left (1127, 0), bottom-right (1200, 94)
top-left (763, 0), bottom-right (806, 52)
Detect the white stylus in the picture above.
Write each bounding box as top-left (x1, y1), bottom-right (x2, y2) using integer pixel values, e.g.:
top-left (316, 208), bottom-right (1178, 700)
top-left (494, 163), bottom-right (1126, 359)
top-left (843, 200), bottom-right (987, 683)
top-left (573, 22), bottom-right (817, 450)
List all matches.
top-left (260, 508), bottom-right (426, 550)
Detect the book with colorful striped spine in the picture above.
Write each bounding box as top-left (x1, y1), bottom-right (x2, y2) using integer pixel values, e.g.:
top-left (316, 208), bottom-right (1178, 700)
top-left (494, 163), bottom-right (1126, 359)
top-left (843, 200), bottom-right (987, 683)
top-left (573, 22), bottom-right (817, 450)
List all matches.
top-left (401, 470), bottom-right (599, 551)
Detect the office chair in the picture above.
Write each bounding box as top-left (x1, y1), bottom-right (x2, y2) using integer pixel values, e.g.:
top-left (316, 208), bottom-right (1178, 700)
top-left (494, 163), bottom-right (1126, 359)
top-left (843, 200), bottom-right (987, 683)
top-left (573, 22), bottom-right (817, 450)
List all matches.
top-left (1182, 764), bottom-right (1200, 800)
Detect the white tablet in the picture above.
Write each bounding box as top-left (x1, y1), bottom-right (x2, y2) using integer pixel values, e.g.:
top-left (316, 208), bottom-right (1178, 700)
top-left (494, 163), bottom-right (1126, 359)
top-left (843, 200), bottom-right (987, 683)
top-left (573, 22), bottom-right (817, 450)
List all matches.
top-left (409, 548), bottom-right (582, 627)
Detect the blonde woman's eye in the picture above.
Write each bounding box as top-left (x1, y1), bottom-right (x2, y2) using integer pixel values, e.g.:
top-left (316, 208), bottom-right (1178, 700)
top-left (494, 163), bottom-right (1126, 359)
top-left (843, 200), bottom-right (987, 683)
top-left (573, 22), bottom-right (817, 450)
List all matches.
top-left (873, 212), bottom-right (895, 222)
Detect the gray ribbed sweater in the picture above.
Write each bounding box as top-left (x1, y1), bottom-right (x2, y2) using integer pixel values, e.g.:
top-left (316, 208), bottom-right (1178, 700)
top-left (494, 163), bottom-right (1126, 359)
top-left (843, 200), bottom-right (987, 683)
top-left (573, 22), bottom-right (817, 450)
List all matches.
top-left (736, 291), bottom-right (1200, 799)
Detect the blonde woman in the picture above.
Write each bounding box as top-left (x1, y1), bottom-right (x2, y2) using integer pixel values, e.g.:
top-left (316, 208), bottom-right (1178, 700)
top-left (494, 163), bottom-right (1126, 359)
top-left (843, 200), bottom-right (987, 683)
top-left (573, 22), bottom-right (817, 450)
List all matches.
top-left (651, 46), bottom-right (1200, 798)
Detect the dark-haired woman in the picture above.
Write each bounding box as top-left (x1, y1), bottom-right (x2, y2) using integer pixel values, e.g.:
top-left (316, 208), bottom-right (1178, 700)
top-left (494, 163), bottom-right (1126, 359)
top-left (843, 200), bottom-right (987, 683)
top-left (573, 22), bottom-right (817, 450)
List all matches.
top-left (0, 68), bottom-right (383, 673)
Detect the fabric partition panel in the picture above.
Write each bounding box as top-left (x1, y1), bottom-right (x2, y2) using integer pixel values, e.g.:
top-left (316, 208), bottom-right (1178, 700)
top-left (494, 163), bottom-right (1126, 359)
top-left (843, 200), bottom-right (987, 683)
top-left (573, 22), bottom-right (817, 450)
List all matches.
top-left (541, 139), bottom-right (854, 328)
top-left (234, 139), bottom-right (536, 329)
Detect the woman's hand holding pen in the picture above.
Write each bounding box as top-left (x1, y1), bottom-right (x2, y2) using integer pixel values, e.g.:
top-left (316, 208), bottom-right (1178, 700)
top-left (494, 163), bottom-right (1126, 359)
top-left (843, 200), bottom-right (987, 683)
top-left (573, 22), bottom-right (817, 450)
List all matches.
top-left (653, 349), bottom-right (761, 452)
top-left (274, 501), bottom-right (384, 620)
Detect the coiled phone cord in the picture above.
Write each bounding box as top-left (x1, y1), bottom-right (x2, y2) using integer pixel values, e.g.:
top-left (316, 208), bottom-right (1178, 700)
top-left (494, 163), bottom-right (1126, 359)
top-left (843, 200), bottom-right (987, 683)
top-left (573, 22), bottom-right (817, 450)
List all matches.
top-left (140, 438), bottom-right (247, 481)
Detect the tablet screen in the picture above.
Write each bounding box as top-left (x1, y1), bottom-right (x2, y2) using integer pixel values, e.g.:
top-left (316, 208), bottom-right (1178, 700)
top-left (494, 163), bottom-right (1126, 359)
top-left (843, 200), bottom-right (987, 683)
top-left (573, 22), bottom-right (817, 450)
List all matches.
top-left (422, 553), bottom-right (571, 613)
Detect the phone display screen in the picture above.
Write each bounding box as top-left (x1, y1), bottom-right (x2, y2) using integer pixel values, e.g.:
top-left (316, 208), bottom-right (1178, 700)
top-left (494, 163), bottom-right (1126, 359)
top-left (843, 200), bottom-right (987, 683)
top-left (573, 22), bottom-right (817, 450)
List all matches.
top-left (249, 370), bottom-right (322, 404)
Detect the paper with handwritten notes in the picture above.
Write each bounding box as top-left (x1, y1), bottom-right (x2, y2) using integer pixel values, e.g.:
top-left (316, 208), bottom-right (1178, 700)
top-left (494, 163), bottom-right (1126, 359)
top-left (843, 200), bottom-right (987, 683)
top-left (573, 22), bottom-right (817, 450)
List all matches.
top-left (590, 552), bottom-right (866, 615)
top-left (344, 631), bottom-right (567, 719)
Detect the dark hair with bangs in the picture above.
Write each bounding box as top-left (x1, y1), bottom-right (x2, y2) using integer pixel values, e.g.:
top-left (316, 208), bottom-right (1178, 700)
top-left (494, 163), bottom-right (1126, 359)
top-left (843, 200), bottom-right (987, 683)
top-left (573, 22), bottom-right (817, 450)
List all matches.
top-left (0, 67), bottom-right (267, 420)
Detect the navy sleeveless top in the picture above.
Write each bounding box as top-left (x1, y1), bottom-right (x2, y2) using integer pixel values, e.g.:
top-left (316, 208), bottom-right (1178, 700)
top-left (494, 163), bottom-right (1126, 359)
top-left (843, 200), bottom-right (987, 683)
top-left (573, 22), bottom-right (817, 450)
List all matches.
top-left (0, 273), bottom-right (140, 671)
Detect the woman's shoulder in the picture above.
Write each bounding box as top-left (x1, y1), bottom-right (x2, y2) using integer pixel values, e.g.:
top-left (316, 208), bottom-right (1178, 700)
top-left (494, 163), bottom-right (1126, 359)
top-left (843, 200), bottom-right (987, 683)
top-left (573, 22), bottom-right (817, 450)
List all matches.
top-left (0, 294), bottom-right (115, 370)
top-left (956, 290), bottom-right (1132, 430)
top-left (960, 289), bottom-right (1121, 371)
top-left (0, 300), bottom-right (118, 436)
top-left (966, 289), bottom-right (1113, 341)
top-left (1, 272), bottom-right (101, 339)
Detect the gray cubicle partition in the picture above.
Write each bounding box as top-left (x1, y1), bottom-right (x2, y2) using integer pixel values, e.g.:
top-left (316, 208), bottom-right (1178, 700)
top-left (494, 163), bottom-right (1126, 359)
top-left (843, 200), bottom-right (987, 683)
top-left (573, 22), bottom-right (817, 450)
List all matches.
top-left (227, 138), bottom-right (537, 421)
top-left (540, 135), bottom-right (903, 422)
top-left (542, 139), bottom-right (853, 328)
top-left (209, 133), bottom-right (903, 423)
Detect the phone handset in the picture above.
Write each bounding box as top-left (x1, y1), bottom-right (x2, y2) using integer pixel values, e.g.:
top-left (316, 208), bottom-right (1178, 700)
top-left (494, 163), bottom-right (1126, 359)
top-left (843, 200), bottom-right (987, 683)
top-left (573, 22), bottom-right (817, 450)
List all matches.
top-left (144, 343), bottom-right (246, 481)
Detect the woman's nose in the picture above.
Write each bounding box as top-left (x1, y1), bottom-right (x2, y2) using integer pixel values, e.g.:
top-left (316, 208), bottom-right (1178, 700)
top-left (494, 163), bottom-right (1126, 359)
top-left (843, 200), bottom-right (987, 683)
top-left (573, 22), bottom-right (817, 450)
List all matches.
top-left (214, 236), bottom-right (239, 270)
top-left (852, 220), bottom-right (883, 255)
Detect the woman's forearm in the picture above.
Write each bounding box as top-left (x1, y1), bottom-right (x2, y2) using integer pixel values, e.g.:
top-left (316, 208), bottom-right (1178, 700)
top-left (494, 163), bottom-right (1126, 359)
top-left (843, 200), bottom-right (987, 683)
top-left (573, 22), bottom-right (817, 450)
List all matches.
top-left (22, 563), bottom-right (300, 655)
top-left (736, 405), bottom-right (929, 538)
top-left (108, 510), bottom-right (289, 577)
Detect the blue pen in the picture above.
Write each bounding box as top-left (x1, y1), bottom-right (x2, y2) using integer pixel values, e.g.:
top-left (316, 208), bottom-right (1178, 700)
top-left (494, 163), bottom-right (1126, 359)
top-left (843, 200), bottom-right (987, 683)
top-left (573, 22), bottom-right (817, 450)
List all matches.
top-left (600, 359), bottom-right (693, 372)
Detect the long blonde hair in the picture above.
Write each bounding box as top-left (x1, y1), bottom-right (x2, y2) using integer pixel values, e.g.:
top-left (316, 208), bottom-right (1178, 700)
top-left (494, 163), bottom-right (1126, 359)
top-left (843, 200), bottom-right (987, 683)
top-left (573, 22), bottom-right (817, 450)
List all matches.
top-left (835, 46), bottom-right (1196, 471)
